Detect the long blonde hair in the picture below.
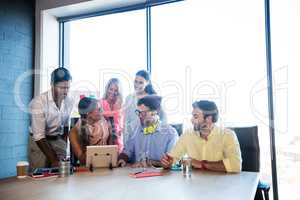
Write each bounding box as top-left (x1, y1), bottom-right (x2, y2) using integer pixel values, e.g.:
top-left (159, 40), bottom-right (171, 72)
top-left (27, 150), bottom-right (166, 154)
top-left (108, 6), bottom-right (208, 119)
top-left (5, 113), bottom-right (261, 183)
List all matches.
top-left (103, 78), bottom-right (123, 103)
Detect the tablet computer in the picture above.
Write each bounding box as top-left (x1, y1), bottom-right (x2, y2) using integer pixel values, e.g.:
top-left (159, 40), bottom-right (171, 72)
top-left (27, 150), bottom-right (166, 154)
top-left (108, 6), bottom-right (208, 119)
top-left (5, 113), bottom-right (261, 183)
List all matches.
top-left (86, 145), bottom-right (118, 168)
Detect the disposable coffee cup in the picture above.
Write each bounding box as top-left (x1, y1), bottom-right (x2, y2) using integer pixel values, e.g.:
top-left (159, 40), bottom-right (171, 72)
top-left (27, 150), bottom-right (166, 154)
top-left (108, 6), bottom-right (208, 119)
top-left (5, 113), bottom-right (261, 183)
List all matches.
top-left (16, 161), bottom-right (29, 178)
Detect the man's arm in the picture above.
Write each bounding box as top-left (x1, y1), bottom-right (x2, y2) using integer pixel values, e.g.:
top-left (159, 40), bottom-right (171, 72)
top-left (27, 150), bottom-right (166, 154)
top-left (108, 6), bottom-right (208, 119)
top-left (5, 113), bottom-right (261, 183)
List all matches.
top-left (30, 98), bottom-right (60, 167)
top-left (166, 131), bottom-right (188, 165)
top-left (129, 159), bottom-right (163, 168)
top-left (117, 132), bottom-right (135, 167)
top-left (35, 138), bottom-right (60, 167)
top-left (166, 127), bottom-right (179, 152)
top-left (191, 159), bottom-right (226, 172)
top-left (147, 159), bottom-right (163, 167)
top-left (192, 130), bottom-right (242, 173)
top-left (222, 130), bottom-right (242, 173)
top-left (160, 153), bottom-right (174, 169)
top-left (158, 127), bottom-right (180, 168)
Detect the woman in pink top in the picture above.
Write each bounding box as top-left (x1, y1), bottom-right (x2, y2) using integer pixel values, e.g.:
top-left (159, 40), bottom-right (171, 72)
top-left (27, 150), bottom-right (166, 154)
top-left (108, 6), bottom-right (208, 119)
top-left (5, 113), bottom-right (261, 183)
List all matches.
top-left (100, 78), bottom-right (123, 153)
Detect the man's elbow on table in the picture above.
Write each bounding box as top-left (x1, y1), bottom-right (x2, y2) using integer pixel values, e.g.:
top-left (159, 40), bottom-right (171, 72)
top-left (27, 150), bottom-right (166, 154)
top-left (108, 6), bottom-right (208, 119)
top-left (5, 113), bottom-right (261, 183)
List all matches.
top-left (223, 158), bottom-right (242, 173)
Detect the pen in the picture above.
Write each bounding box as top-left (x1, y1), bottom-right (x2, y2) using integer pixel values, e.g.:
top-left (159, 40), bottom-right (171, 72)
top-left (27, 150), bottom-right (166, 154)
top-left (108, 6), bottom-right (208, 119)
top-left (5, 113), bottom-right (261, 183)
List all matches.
top-left (134, 171), bottom-right (144, 175)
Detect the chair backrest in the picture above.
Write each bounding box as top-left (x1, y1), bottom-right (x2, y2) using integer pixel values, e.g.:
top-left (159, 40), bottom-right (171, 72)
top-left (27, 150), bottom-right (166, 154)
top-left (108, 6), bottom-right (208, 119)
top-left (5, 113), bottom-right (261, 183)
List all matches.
top-left (229, 126), bottom-right (260, 172)
top-left (170, 124), bottom-right (183, 136)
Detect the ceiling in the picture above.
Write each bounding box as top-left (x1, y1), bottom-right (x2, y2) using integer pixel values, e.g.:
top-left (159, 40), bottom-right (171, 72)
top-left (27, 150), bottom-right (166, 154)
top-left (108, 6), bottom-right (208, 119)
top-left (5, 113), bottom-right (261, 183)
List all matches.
top-left (45, 0), bottom-right (148, 18)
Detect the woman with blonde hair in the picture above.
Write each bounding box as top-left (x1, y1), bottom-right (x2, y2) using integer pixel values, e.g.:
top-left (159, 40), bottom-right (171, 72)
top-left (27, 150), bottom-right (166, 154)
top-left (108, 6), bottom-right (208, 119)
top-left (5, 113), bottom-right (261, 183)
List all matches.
top-left (100, 78), bottom-right (124, 153)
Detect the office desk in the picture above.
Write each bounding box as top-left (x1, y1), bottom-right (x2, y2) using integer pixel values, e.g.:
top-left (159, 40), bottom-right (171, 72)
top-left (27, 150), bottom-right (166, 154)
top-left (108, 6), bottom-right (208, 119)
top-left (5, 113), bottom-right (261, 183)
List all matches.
top-left (0, 168), bottom-right (259, 200)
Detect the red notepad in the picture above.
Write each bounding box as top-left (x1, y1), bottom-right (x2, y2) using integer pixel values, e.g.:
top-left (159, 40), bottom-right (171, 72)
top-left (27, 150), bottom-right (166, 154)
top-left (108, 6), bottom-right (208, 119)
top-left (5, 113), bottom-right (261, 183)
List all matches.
top-left (30, 173), bottom-right (59, 180)
top-left (129, 171), bottom-right (163, 178)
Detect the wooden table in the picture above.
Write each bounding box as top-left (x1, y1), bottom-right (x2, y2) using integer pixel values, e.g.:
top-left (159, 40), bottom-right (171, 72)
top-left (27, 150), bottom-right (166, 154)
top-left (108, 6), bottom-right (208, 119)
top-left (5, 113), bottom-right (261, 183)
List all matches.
top-left (0, 168), bottom-right (259, 200)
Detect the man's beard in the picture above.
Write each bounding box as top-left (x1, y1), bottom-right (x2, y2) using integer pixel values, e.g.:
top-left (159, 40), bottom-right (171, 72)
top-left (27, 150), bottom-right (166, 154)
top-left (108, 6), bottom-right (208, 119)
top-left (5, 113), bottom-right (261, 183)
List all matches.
top-left (143, 119), bottom-right (154, 127)
top-left (193, 123), bottom-right (209, 134)
top-left (141, 115), bottom-right (159, 127)
top-left (57, 94), bottom-right (67, 101)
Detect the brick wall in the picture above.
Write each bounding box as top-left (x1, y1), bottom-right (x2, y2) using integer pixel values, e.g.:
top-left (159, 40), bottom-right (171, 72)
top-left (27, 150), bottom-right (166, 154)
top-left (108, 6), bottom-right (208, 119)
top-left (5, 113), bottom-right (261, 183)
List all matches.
top-left (0, 0), bottom-right (34, 178)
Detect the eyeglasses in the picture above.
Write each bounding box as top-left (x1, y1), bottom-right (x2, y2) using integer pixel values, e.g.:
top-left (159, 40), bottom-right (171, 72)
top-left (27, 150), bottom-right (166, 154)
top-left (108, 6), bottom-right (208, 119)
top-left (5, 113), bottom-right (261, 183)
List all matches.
top-left (135, 109), bottom-right (152, 116)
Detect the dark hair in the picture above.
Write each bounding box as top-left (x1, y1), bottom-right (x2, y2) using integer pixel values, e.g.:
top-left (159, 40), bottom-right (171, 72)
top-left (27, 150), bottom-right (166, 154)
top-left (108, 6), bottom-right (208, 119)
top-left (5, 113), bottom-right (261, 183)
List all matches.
top-left (136, 70), bottom-right (158, 95)
top-left (78, 97), bottom-right (98, 148)
top-left (135, 70), bottom-right (157, 95)
top-left (136, 70), bottom-right (150, 81)
top-left (144, 84), bottom-right (157, 95)
top-left (78, 97), bottom-right (98, 117)
top-left (79, 119), bottom-right (89, 148)
top-left (137, 95), bottom-right (162, 111)
top-left (51, 67), bottom-right (72, 85)
top-left (192, 100), bottom-right (219, 123)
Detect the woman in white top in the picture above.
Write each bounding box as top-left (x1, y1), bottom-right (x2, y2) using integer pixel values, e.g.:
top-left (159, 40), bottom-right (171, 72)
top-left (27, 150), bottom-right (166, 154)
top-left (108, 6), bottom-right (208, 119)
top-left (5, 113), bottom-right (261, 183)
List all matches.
top-left (123, 70), bottom-right (167, 144)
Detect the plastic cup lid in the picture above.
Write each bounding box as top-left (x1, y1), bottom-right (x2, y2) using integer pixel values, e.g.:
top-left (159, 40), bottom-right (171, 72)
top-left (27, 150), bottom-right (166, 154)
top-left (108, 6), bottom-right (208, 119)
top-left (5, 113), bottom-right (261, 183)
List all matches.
top-left (17, 161), bottom-right (29, 166)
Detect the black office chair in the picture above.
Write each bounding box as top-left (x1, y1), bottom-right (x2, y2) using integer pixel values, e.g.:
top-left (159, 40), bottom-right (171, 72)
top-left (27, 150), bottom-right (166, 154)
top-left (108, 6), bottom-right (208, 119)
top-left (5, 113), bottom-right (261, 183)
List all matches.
top-left (170, 123), bottom-right (183, 136)
top-left (230, 126), bottom-right (270, 200)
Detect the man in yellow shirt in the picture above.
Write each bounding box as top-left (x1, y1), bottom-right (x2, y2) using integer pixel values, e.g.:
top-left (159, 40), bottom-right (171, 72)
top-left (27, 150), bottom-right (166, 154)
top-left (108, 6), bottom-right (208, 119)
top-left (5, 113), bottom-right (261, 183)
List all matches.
top-left (161, 100), bottom-right (242, 173)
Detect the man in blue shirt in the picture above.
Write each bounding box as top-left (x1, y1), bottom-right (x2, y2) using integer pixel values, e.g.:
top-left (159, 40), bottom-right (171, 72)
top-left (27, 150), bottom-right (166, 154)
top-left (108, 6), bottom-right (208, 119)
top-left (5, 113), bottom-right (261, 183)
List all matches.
top-left (118, 95), bottom-right (178, 167)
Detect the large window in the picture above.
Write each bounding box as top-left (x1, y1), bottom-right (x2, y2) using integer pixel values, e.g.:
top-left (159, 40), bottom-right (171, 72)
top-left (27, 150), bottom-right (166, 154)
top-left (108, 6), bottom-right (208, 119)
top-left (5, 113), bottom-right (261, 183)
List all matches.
top-left (270, 0), bottom-right (300, 199)
top-left (150, 1), bottom-right (299, 199)
top-left (151, 1), bottom-right (267, 125)
top-left (151, 0), bottom-right (271, 185)
top-left (61, 0), bottom-right (300, 198)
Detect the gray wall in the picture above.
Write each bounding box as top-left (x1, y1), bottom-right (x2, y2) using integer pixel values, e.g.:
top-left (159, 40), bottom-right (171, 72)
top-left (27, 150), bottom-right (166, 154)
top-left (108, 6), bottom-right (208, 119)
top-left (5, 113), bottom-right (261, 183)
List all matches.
top-left (0, 0), bottom-right (34, 178)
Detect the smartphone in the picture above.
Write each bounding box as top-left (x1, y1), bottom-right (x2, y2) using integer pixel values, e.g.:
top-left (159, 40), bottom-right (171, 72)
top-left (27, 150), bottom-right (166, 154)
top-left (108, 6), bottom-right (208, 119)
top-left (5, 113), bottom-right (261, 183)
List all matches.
top-left (32, 168), bottom-right (48, 177)
top-left (49, 167), bottom-right (59, 175)
top-left (31, 167), bottom-right (59, 178)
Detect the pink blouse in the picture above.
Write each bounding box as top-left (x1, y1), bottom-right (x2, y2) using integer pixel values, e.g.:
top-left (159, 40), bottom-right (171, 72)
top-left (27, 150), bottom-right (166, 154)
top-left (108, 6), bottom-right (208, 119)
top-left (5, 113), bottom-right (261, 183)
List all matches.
top-left (100, 99), bottom-right (123, 152)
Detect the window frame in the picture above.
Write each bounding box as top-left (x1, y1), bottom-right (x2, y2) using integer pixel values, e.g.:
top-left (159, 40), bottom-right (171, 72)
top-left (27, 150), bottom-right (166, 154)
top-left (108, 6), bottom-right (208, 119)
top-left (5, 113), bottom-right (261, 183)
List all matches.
top-left (56, 0), bottom-right (279, 199)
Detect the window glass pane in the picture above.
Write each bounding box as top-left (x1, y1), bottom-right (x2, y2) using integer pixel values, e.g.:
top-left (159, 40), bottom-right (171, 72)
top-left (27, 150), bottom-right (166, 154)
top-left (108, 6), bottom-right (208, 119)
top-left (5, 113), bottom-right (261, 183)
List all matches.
top-left (67, 9), bottom-right (146, 101)
top-left (271, 0), bottom-right (300, 199)
top-left (151, 0), bottom-right (271, 190)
